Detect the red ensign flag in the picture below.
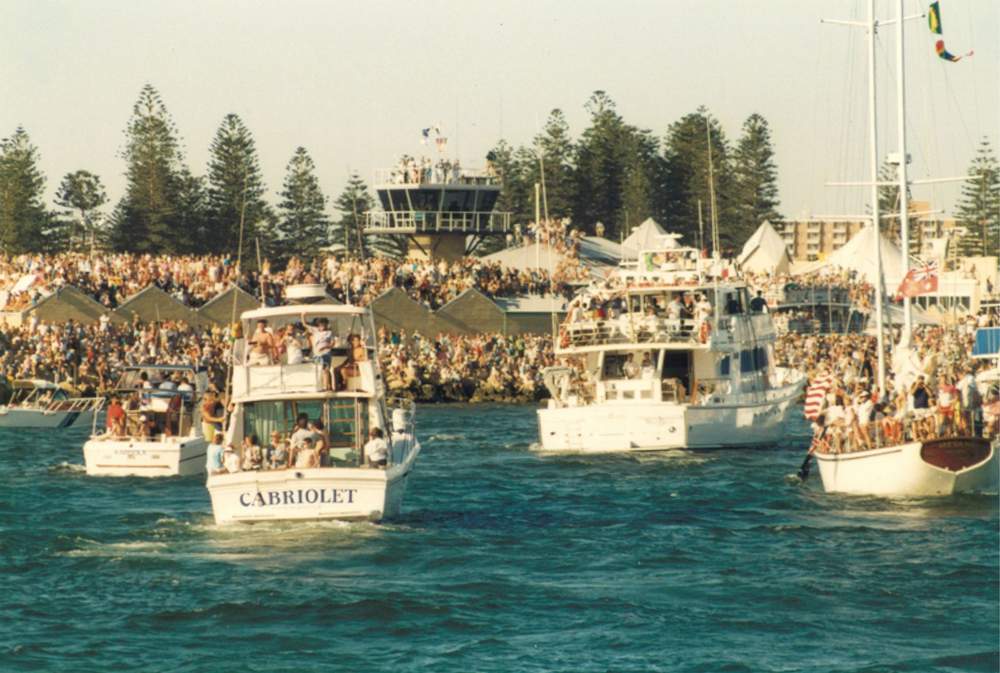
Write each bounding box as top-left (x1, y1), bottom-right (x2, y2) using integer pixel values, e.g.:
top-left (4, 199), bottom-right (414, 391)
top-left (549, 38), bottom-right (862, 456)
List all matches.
top-left (896, 261), bottom-right (938, 298)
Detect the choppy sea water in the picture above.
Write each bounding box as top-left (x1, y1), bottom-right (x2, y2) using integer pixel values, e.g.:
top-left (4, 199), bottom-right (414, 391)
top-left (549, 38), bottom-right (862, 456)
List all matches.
top-left (1, 405), bottom-right (997, 673)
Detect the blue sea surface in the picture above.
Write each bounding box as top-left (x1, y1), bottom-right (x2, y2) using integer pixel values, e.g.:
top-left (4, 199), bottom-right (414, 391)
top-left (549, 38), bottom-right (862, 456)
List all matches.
top-left (1, 405), bottom-right (997, 673)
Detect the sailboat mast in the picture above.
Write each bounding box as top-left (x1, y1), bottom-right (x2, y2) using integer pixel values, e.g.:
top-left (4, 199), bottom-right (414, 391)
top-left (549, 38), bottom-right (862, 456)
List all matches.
top-left (866, 0), bottom-right (888, 396)
top-left (896, 0), bottom-right (912, 336)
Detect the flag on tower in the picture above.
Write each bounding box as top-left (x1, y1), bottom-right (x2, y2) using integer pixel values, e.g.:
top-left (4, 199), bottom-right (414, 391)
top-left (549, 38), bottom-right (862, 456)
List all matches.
top-left (896, 261), bottom-right (939, 298)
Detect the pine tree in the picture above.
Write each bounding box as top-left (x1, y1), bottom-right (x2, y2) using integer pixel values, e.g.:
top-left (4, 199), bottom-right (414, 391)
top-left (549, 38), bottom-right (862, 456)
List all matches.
top-left (173, 168), bottom-right (208, 254)
top-left (619, 129), bottom-right (661, 241)
top-left (731, 113), bottom-right (781, 244)
top-left (0, 126), bottom-right (50, 253)
top-left (573, 91), bottom-right (628, 239)
top-left (205, 113), bottom-right (270, 256)
top-left (662, 108), bottom-right (734, 249)
top-left (573, 92), bottom-right (662, 241)
top-left (54, 170), bottom-right (108, 251)
top-left (112, 84), bottom-right (184, 253)
top-left (488, 139), bottom-right (534, 230)
top-left (956, 138), bottom-right (1000, 257)
top-left (533, 109), bottom-right (575, 221)
top-left (333, 172), bottom-right (375, 257)
top-left (275, 147), bottom-right (330, 259)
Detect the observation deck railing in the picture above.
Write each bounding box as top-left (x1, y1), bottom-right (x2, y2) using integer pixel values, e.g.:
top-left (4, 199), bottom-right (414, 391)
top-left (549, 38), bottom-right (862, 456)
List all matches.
top-left (363, 210), bottom-right (510, 234)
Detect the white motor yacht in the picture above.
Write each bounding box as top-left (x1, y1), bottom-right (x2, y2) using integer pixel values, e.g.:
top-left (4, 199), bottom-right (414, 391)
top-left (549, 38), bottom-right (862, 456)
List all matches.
top-left (0, 379), bottom-right (102, 429)
top-left (537, 237), bottom-right (806, 452)
top-left (83, 365), bottom-right (210, 477)
top-left (206, 290), bottom-right (421, 524)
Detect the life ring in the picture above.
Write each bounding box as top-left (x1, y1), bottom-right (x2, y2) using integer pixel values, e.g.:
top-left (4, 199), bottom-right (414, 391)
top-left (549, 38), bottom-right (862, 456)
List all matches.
top-left (699, 320), bottom-right (711, 344)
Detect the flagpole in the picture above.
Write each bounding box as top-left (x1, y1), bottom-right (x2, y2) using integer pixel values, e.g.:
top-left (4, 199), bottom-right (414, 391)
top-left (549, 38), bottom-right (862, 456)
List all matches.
top-left (896, 0), bottom-right (913, 337)
top-left (867, 0), bottom-right (887, 396)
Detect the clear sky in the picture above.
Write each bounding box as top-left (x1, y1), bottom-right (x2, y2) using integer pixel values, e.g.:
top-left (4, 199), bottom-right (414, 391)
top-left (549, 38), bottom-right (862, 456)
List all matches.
top-left (2, 0), bottom-right (997, 226)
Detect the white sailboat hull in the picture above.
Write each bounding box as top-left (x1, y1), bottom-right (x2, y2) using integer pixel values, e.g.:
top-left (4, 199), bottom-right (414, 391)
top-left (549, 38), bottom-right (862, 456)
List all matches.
top-left (83, 437), bottom-right (208, 477)
top-left (0, 407), bottom-right (95, 429)
top-left (536, 383), bottom-right (801, 453)
top-left (206, 459), bottom-right (417, 525)
top-left (815, 438), bottom-right (998, 496)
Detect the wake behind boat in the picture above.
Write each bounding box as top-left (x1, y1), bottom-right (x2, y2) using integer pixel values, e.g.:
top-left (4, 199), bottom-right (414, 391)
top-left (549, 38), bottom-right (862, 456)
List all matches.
top-left (537, 236), bottom-right (806, 452)
top-left (83, 365), bottom-right (211, 477)
top-left (206, 287), bottom-right (421, 524)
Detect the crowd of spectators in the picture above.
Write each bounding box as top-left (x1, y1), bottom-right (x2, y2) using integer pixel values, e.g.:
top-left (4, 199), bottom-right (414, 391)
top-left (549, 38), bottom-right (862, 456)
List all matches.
top-left (379, 328), bottom-right (554, 403)
top-left (0, 252), bottom-right (586, 314)
top-left (0, 318), bottom-right (231, 398)
top-left (775, 314), bottom-right (1000, 451)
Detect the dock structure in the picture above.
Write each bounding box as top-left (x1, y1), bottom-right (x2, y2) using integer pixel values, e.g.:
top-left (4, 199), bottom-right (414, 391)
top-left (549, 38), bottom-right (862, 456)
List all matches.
top-left (363, 165), bottom-right (511, 262)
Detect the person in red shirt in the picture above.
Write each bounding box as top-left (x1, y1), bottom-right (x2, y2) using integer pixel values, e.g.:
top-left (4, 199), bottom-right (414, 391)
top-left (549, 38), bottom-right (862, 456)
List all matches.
top-left (106, 396), bottom-right (126, 437)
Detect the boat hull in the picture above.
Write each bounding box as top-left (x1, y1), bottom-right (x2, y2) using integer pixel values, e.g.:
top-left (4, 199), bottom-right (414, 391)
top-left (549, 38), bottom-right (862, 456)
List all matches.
top-left (536, 385), bottom-right (800, 453)
top-left (0, 408), bottom-right (94, 429)
top-left (83, 437), bottom-right (208, 477)
top-left (206, 463), bottom-right (415, 525)
top-left (815, 438), bottom-right (998, 496)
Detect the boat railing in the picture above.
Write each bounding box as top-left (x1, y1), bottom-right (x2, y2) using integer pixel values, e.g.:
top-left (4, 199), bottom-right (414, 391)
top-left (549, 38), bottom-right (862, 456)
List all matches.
top-left (812, 409), bottom-right (991, 455)
top-left (44, 397), bottom-right (104, 415)
top-left (599, 378), bottom-right (659, 403)
top-left (233, 363), bottom-right (325, 398)
top-left (233, 360), bottom-right (375, 399)
top-left (560, 317), bottom-right (703, 349)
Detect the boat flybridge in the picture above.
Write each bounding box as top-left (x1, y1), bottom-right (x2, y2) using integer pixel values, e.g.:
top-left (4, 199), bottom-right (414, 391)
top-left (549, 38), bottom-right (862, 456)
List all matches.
top-left (537, 236), bottom-right (806, 452)
top-left (83, 365), bottom-right (210, 477)
top-left (0, 379), bottom-right (102, 429)
top-left (206, 288), bottom-right (421, 525)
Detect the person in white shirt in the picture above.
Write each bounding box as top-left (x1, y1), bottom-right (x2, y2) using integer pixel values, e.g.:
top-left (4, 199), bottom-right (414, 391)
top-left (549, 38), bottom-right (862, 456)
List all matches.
top-left (364, 427), bottom-right (389, 467)
top-left (622, 354), bottom-right (640, 380)
top-left (222, 445), bottom-right (241, 473)
top-left (302, 315), bottom-right (334, 390)
top-left (289, 413), bottom-right (317, 448)
top-left (640, 353), bottom-right (656, 380)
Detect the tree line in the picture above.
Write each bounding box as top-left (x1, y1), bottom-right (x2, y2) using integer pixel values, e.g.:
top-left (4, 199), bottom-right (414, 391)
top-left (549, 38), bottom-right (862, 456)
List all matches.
top-left (0, 84), bottom-right (374, 261)
top-left (489, 91), bottom-right (782, 253)
top-left (0, 86), bottom-right (996, 260)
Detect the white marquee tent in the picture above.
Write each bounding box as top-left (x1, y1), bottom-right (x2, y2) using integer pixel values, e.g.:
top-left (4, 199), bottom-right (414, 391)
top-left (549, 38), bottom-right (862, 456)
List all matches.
top-left (621, 218), bottom-right (668, 258)
top-left (737, 220), bottom-right (791, 274)
top-left (794, 224), bottom-right (907, 285)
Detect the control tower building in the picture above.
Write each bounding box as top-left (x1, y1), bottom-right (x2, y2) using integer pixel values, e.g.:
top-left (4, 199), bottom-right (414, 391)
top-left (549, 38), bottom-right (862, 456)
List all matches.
top-left (363, 160), bottom-right (511, 262)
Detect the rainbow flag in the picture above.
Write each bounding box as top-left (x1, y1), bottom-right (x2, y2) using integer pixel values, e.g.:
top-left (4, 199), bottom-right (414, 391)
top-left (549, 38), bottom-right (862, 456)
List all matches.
top-left (929, 2), bottom-right (973, 62)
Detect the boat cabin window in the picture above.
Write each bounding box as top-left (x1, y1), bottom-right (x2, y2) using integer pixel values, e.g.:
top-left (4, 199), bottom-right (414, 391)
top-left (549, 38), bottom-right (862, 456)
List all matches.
top-left (738, 347), bottom-right (769, 373)
top-left (724, 292), bottom-right (744, 315)
top-left (243, 398), bottom-right (369, 467)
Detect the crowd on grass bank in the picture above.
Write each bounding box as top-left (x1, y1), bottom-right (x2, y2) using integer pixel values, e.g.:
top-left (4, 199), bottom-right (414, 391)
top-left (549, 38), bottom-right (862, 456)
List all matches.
top-left (0, 252), bottom-right (585, 313)
top-left (0, 318), bottom-right (554, 404)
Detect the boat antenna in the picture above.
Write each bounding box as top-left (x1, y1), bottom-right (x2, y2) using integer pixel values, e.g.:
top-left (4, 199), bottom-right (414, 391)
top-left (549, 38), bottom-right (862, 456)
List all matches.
top-left (697, 199), bottom-right (705, 254)
top-left (706, 118), bottom-right (721, 258)
top-left (225, 166), bottom-right (250, 405)
top-left (255, 236), bottom-right (264, 307)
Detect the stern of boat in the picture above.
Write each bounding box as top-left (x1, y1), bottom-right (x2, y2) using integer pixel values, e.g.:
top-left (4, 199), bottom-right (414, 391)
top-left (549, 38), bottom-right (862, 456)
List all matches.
top-left (83, 436), bottom-right (208, 477)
